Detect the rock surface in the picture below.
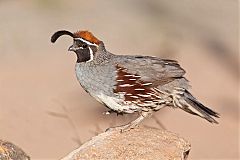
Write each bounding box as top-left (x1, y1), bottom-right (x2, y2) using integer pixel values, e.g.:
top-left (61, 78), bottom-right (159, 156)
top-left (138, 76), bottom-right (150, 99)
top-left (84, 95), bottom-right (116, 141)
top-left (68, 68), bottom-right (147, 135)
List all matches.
top-left (61, 127), bottom-right (191, 160)
top-left (0, 139), bottom-right (30, 160)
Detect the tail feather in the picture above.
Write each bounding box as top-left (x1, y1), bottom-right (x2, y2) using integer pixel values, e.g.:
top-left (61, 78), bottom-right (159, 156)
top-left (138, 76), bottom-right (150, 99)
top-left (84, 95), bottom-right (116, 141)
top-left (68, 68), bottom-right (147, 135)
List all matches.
top-left (173, 89), bottom-right (220, 124)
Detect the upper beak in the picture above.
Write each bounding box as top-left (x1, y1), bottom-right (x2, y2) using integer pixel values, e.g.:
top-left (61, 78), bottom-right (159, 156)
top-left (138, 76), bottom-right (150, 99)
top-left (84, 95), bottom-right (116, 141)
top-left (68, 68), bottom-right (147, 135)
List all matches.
top-left (68, 45), bottom-right (74, 51)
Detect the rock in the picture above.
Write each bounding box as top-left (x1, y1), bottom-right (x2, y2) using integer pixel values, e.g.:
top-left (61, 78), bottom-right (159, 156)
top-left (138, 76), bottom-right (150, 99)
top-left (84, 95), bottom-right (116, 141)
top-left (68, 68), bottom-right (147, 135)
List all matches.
top-left (61, 127), bottom-right (191, 160)
top-left (0, 139), bottom-right (30, 160)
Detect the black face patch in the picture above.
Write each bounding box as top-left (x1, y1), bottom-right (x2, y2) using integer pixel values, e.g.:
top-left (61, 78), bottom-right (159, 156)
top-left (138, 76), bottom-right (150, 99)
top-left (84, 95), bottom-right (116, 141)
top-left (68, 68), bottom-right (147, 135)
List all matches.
top-left (73, 40), bottom-right (97, 63)
top-left (76, 48), bottom-right (91, 62)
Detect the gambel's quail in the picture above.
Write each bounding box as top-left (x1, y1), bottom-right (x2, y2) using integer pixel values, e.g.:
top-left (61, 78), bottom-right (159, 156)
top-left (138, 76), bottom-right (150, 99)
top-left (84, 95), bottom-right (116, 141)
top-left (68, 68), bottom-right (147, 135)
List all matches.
top-left (51, 30), bottom-right (219, 130)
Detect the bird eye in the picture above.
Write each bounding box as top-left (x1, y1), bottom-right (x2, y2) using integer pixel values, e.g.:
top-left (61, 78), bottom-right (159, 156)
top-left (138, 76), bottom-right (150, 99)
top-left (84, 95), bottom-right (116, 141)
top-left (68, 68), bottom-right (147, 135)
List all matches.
top-left (82, 44), bottom-right (88, 49)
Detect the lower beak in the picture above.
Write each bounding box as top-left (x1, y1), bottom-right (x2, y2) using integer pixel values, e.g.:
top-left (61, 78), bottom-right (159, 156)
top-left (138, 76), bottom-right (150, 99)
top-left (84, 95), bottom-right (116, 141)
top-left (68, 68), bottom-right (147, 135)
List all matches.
top-left (68, 45), bottom-right (74, 51)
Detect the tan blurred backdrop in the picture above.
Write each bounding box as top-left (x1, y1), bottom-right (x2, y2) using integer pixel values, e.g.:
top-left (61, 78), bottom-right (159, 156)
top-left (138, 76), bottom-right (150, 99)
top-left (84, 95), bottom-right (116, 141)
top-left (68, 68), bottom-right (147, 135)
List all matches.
top-left (0, 0), bottom-right (239, 159)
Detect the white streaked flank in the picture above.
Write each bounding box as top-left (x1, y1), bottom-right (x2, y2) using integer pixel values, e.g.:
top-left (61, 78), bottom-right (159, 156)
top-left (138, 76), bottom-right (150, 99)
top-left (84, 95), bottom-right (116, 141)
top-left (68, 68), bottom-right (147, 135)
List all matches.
top-left (142, 82), bottom-right (152, 86)
top-left (134, 88), bottom-right (145, 91)
top-left (96, 93), bottom-right (140, 113)
top-left (133, 75), bottom-right (141, 78)
top-left (137, 94), bottom-right (151, 98)
top-left (130, 95), bottom-right (139, 99)
top-left (119, 84), bottom-right (134, 87)
top-left (124, 74), bottom-right (134, 77)
top-left (116, 79), bottom-right (124, 82)
top-left (144, 100), bottom-right (153, 103)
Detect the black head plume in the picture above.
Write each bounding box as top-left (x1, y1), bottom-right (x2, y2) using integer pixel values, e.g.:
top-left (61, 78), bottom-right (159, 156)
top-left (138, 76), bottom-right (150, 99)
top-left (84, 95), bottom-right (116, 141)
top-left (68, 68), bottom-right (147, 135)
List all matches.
top-left (51, 30), bottom-right (75, 43)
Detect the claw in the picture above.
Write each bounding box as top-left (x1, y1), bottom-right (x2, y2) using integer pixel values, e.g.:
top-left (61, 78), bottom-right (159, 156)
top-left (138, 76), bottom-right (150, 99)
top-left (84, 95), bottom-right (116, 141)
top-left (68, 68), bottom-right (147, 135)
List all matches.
top-left (103, 110), bottom-right (114, 115)
top-left (116, 112), bottom-right (124, 116)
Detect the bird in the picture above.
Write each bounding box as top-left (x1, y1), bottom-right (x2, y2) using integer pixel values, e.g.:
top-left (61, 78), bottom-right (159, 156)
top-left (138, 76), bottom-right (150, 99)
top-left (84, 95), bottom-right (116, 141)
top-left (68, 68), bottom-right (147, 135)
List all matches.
top-left (51, 30), bottom-right (219, 131)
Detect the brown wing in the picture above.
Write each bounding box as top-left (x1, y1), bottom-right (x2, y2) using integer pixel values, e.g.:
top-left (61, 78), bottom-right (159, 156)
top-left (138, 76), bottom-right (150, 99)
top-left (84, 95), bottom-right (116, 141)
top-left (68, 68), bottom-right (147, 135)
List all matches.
top-left (113, 55), bottom-right (187, 107)
top-left (115, 55), bottom-right (185, 86)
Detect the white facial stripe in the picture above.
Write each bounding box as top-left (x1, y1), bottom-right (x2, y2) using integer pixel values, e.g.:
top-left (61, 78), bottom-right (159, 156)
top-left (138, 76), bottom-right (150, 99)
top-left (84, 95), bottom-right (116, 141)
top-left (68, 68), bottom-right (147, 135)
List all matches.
top-left (86, 46), bottom-right (94, 62)
top-left (74, 38), bottom-right (98, 47)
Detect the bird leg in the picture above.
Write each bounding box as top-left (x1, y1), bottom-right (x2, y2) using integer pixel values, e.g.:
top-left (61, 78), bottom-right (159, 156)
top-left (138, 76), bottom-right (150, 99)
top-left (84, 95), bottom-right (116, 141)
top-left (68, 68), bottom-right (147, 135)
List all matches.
top-left (106, 111), bottom-right (152, 132)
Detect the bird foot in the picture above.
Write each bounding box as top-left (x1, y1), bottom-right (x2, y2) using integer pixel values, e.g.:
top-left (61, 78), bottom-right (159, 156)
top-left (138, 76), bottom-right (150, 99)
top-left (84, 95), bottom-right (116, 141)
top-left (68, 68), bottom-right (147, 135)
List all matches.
top-left (102, 110), bottom-right (113, 115)
top-left (102, 110), bottom-right (124, 116)
top-left (106, 112), bottom-right (151, 132)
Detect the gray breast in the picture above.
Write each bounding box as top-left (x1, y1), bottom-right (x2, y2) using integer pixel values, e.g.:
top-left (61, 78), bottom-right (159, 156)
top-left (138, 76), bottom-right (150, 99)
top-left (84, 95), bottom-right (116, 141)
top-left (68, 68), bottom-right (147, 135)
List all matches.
top-left (75, 62), bottom-right (117, 97)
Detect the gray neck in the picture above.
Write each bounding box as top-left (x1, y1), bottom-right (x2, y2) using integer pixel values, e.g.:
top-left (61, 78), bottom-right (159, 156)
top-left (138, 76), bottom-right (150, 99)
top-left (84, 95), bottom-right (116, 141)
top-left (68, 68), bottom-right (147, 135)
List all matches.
top-left (79, 42), bottom-right (115, 66)
top-left (94, 42), bottom-right (115, 64)
top-left (94, 50), bottom-right (115, 64)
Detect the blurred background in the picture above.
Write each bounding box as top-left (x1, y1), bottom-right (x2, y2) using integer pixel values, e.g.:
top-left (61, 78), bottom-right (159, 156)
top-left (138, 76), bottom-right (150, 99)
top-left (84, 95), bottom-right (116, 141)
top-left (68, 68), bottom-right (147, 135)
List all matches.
top-left (0, 0), bottom-right (238, 159)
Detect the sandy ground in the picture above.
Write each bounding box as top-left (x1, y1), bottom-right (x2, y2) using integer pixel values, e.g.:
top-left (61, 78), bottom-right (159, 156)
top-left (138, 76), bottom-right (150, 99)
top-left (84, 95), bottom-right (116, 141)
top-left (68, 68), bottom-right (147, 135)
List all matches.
top-left (0, 0), bottom-right (239, 159)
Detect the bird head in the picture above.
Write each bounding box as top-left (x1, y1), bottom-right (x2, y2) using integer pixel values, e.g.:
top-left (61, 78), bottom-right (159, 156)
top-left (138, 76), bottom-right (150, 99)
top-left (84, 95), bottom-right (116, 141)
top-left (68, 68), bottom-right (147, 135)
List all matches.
top-left (51, 30), bottom-right (103, 63)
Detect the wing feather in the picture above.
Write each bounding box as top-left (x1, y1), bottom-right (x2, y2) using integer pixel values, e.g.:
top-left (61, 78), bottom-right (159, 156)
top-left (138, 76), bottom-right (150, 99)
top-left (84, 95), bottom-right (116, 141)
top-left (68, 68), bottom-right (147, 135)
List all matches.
top-left (114, 55), bottom-right (186, 86)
